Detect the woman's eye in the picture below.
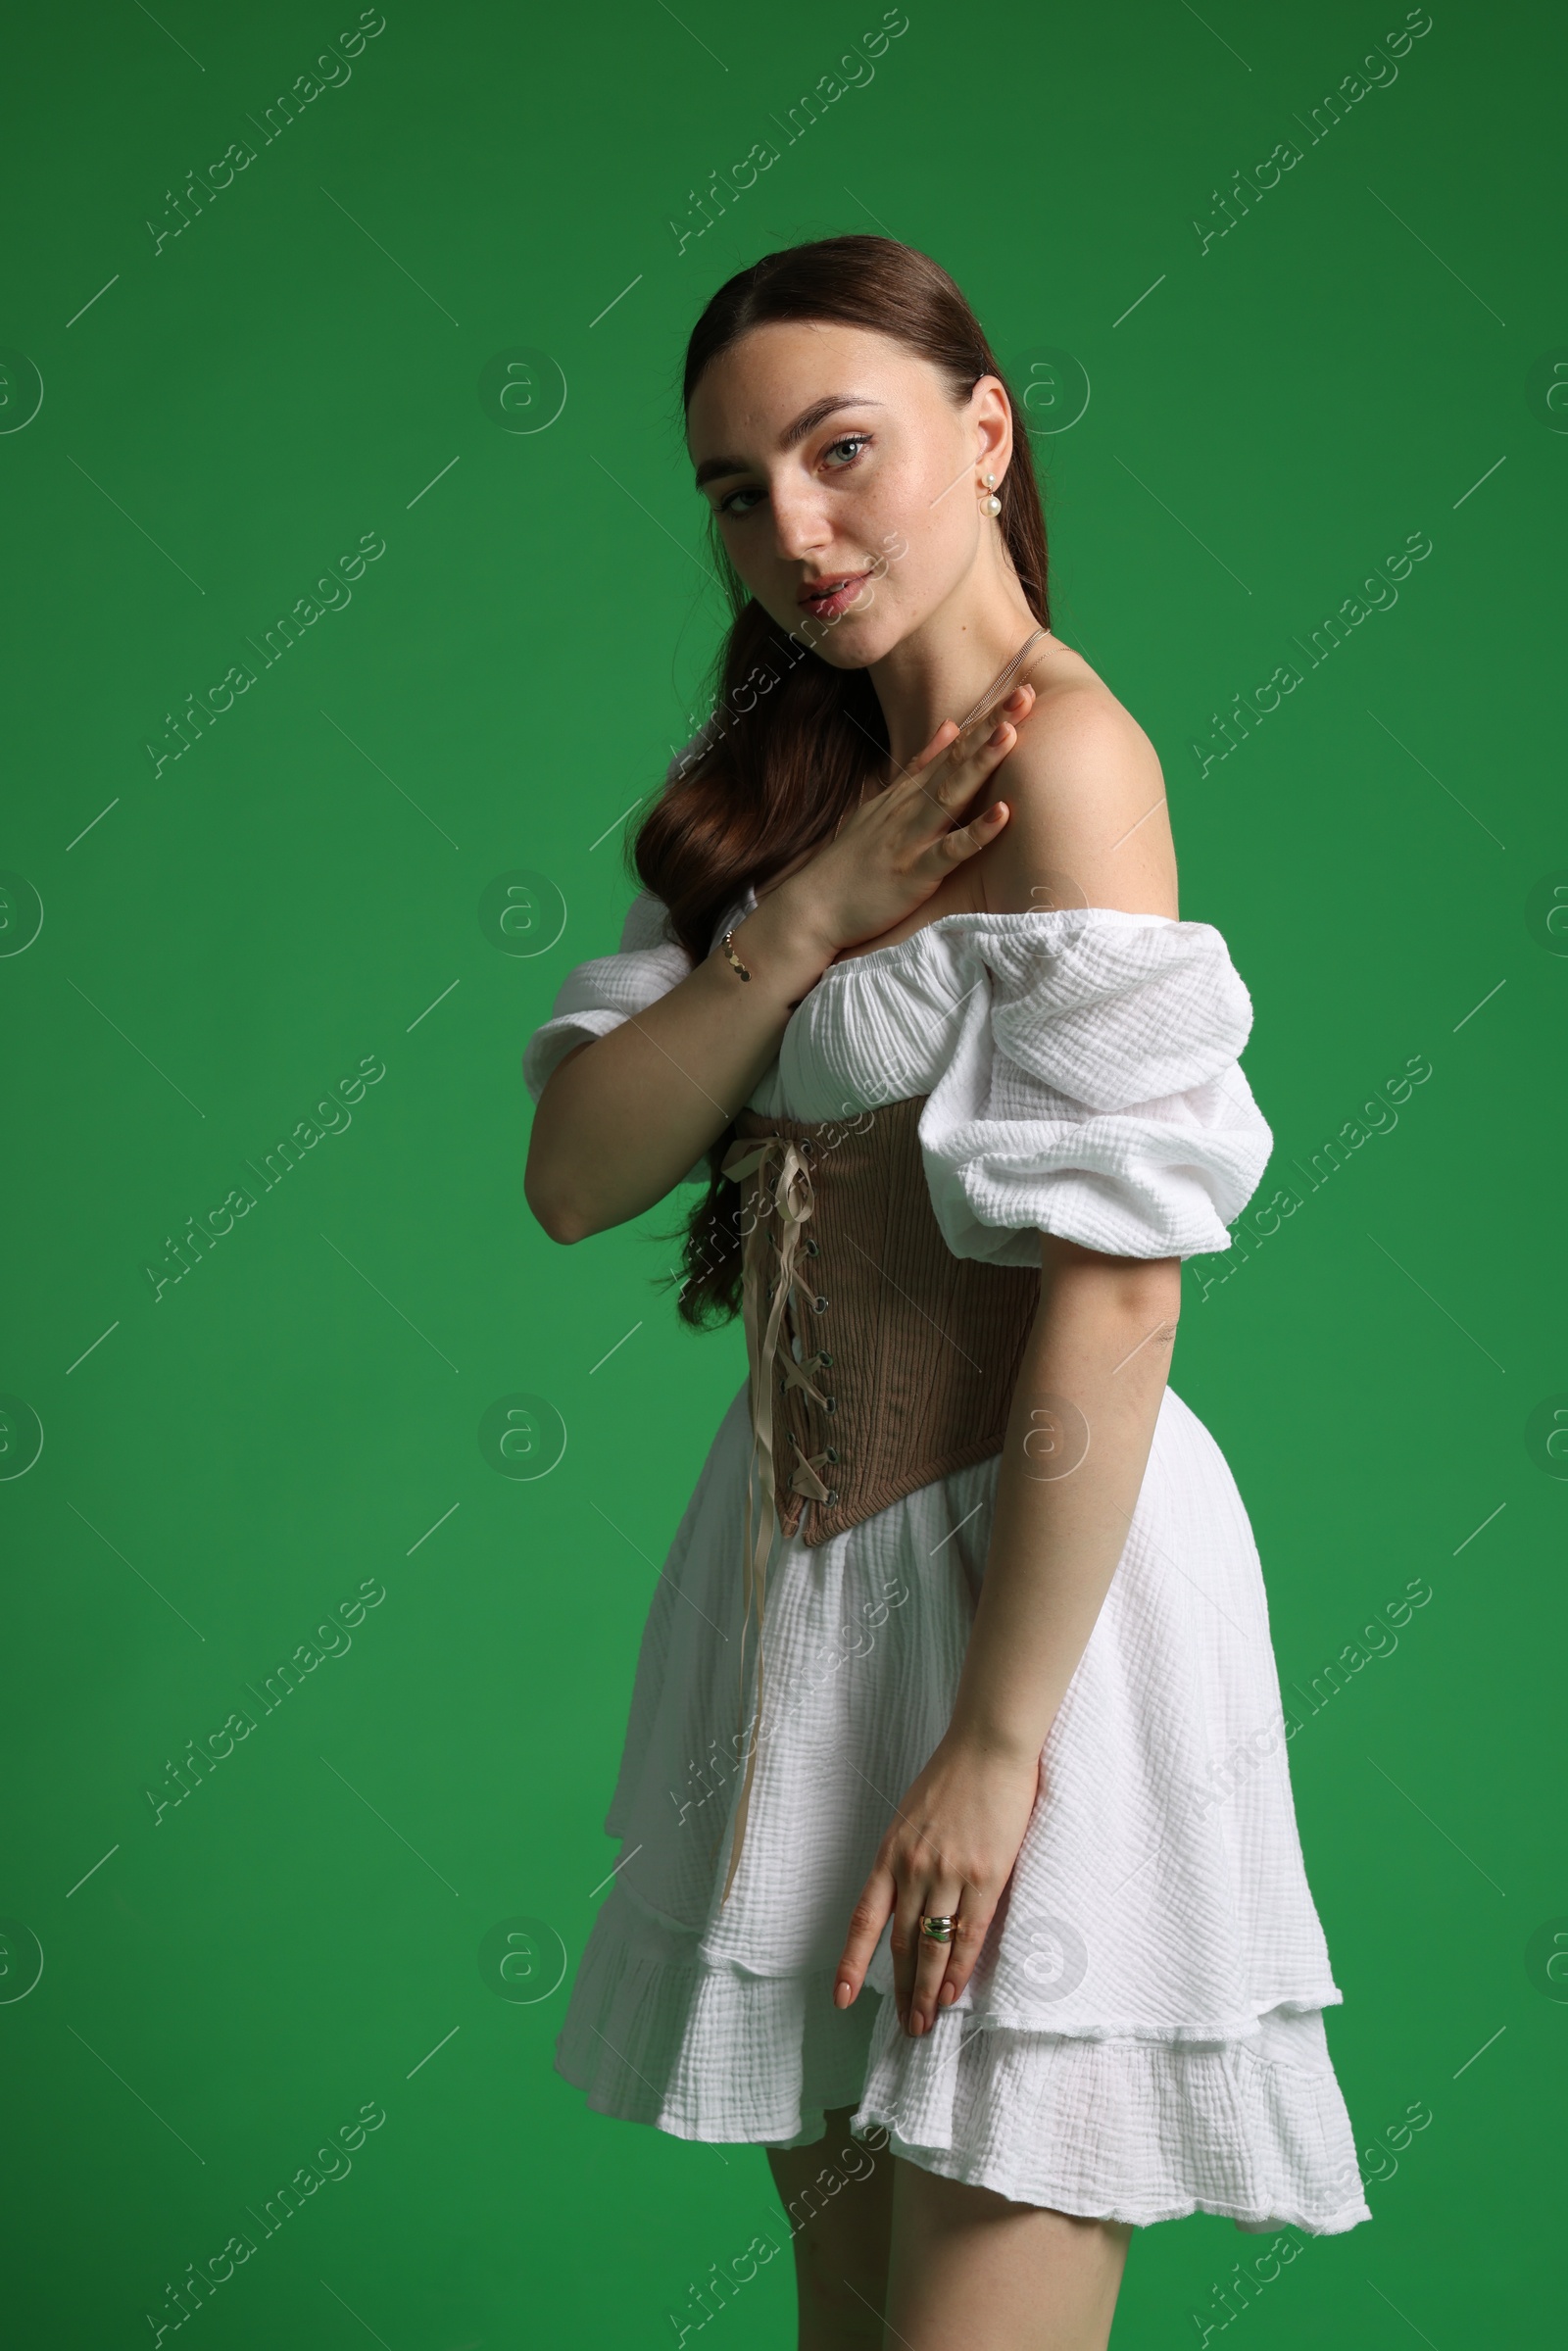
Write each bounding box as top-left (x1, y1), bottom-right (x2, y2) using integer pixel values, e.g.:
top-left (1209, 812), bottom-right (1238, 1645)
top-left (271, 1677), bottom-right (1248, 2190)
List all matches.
top-left (713, 433), bottom-right (870, 515)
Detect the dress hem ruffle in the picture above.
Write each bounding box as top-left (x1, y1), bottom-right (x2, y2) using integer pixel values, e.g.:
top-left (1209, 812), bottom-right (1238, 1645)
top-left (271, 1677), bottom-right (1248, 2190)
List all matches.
top-left (856, 2123), bottom-right (1372, 2238)
top-left (553, 1891), bottom-right (1371, 2238)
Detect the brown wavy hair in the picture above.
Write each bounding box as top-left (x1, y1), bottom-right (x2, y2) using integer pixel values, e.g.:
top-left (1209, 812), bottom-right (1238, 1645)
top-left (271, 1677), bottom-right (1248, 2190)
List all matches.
top-left (632, 234), bottom-right (1051, 1329)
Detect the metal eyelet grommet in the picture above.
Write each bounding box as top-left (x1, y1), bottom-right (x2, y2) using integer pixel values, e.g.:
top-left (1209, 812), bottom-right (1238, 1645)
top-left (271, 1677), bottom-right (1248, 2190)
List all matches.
top-left (799, 1138), bottom-right (814, 1157)
top-left (805, 1239), bottom-right (819, 1257)
top-left (824, 1490), bottom-right (839, 1507)
top-left (816, 1350), bottom-right (833, 1369)
top-left (811, 1295), bottom-right (828, 1313)
top-left (823, 1396), bottom-right (837, 1414)
top-left (825, 1447), bottom-right (839, 1465)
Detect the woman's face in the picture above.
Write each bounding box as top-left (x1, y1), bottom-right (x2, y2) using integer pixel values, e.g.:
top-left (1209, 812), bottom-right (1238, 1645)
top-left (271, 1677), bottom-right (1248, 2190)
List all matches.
top-left (686, 318), bottom-right (1012, 667)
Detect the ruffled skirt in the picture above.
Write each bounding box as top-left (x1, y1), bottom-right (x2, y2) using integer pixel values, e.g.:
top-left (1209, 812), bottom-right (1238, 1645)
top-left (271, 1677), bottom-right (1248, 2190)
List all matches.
top-left (554, 1381), bottom-right (1370, 2235)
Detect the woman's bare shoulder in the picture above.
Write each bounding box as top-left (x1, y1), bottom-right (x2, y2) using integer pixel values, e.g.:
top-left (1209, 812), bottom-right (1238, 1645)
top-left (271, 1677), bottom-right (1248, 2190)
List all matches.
top-left (973, 637), bottom-right (1178, 919)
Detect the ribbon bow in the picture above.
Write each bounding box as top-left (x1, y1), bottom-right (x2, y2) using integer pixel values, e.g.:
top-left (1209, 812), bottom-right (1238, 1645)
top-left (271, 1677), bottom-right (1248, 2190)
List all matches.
top-left (716, 1131), bottom-right (834, 1902)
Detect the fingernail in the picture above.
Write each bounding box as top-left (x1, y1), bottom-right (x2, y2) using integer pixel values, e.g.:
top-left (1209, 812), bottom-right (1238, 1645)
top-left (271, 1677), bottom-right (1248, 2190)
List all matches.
top-left (834, 1979), bottom-right (853, 2010)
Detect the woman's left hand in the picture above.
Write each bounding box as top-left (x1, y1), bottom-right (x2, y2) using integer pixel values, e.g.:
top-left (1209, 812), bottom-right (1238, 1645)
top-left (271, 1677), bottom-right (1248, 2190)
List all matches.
top-left (833, 1734), bottom-right (1043, 2035)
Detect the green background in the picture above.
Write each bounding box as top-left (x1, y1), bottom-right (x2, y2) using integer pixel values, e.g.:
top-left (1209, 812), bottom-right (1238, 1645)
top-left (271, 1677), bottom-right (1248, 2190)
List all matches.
top-left (2, 0), bottom-right (1562, 2341)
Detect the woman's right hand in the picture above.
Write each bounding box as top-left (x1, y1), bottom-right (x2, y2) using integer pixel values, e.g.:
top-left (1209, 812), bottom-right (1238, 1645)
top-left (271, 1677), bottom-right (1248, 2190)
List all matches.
top-left (528, 681), bottom-right (1036, 1244)
top-left (771, 681), bottom-right (1036, 958)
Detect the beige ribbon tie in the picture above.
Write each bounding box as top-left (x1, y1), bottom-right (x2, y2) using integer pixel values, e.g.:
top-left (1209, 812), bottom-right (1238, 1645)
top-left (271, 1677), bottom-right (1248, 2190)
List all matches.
top-left (715, 1130), bottom-right (824, 1903)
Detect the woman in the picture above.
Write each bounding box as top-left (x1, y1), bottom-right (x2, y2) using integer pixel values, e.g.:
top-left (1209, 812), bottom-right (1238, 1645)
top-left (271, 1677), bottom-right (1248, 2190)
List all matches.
top-left (523, 236), bottom-right (1368, 2350)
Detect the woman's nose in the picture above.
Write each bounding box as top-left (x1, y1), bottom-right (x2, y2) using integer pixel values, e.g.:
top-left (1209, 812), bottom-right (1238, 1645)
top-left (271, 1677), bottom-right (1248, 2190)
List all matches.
top-left (768, 486), bottom-right (835, 563)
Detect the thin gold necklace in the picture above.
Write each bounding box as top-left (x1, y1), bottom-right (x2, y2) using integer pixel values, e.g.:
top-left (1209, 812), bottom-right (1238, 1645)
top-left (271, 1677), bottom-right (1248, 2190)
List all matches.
top-left (953, 622), bottom-right (1049, 736)
top-left (864, 621), bottom-right (1049, 804)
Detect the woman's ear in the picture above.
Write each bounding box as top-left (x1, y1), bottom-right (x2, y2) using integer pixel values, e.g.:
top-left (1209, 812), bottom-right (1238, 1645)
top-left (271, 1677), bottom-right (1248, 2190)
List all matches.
top-left (968, 372), bottom-right (1013, 479)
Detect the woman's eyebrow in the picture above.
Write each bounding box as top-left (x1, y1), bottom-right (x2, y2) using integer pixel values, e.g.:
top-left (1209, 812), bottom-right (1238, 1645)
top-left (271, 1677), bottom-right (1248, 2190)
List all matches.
top-left (693, 395), bottom-right (886, 488)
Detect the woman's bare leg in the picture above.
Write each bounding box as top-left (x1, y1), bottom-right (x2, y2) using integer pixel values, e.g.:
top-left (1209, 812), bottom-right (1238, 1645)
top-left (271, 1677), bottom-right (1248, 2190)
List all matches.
top-left (885, 2159), bottom-right (1132, 2351)
top-left (765, 2106), bottom-right (896, 2349)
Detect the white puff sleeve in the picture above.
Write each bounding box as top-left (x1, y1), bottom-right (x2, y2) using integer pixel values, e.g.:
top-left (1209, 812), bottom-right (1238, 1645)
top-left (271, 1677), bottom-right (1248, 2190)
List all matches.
top-left (918, 909), bottom-right (1274, 1264)
top-left (521, 720), bottom-right (731, 1110)
top-left (520, 887), bottom-right (693, 1105)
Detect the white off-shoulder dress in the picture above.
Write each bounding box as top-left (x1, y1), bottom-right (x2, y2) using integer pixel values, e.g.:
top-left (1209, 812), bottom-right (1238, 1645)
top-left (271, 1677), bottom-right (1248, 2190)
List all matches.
top-left (522, 870), bottom-right (1371, 2238)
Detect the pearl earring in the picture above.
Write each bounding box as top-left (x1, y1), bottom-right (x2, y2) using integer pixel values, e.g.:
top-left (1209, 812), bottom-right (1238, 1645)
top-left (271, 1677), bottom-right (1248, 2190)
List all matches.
top-left (981, 470), bottom-right (1001, 516)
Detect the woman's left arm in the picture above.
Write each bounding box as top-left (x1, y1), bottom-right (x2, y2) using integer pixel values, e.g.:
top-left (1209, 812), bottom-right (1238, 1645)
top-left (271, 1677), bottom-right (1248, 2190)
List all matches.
top-left (834, 672), bottom-right (1187, 2036)
top-left (833, 1236), bottom-right (1179, 2035)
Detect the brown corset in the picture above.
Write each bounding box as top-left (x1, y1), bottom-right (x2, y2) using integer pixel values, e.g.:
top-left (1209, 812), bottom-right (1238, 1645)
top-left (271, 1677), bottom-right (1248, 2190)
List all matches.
top-left (726, 1094), bottom-right (1042, 1543)
top-left (712, 1093), bottom-right (1040, 1901)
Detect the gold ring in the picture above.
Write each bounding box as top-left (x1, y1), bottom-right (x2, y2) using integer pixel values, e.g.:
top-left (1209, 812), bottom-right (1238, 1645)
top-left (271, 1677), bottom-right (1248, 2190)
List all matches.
top-left (919, 1914), bottom-right (956, 1943)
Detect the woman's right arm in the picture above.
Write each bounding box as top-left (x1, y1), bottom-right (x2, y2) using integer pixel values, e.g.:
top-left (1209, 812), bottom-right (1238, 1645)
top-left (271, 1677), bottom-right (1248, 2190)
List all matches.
top-left (523, 682), bottom-right (1037, 1245)
top-left (523, 884), bottom-right (839, 1244)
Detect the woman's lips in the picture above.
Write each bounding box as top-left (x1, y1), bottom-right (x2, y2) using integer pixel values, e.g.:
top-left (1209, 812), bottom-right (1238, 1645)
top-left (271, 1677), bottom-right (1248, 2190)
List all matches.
top-left (798, 570), bottom-right (873, 620)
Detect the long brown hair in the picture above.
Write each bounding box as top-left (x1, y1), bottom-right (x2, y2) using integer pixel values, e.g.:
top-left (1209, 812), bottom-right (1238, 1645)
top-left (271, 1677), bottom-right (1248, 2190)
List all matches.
top-left (632, 234), bottom-right (1051, 1329)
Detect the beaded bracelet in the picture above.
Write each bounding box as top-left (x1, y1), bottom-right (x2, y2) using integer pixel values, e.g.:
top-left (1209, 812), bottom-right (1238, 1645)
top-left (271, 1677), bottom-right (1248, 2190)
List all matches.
top-left (720, 928), bottom-right (752, 981)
